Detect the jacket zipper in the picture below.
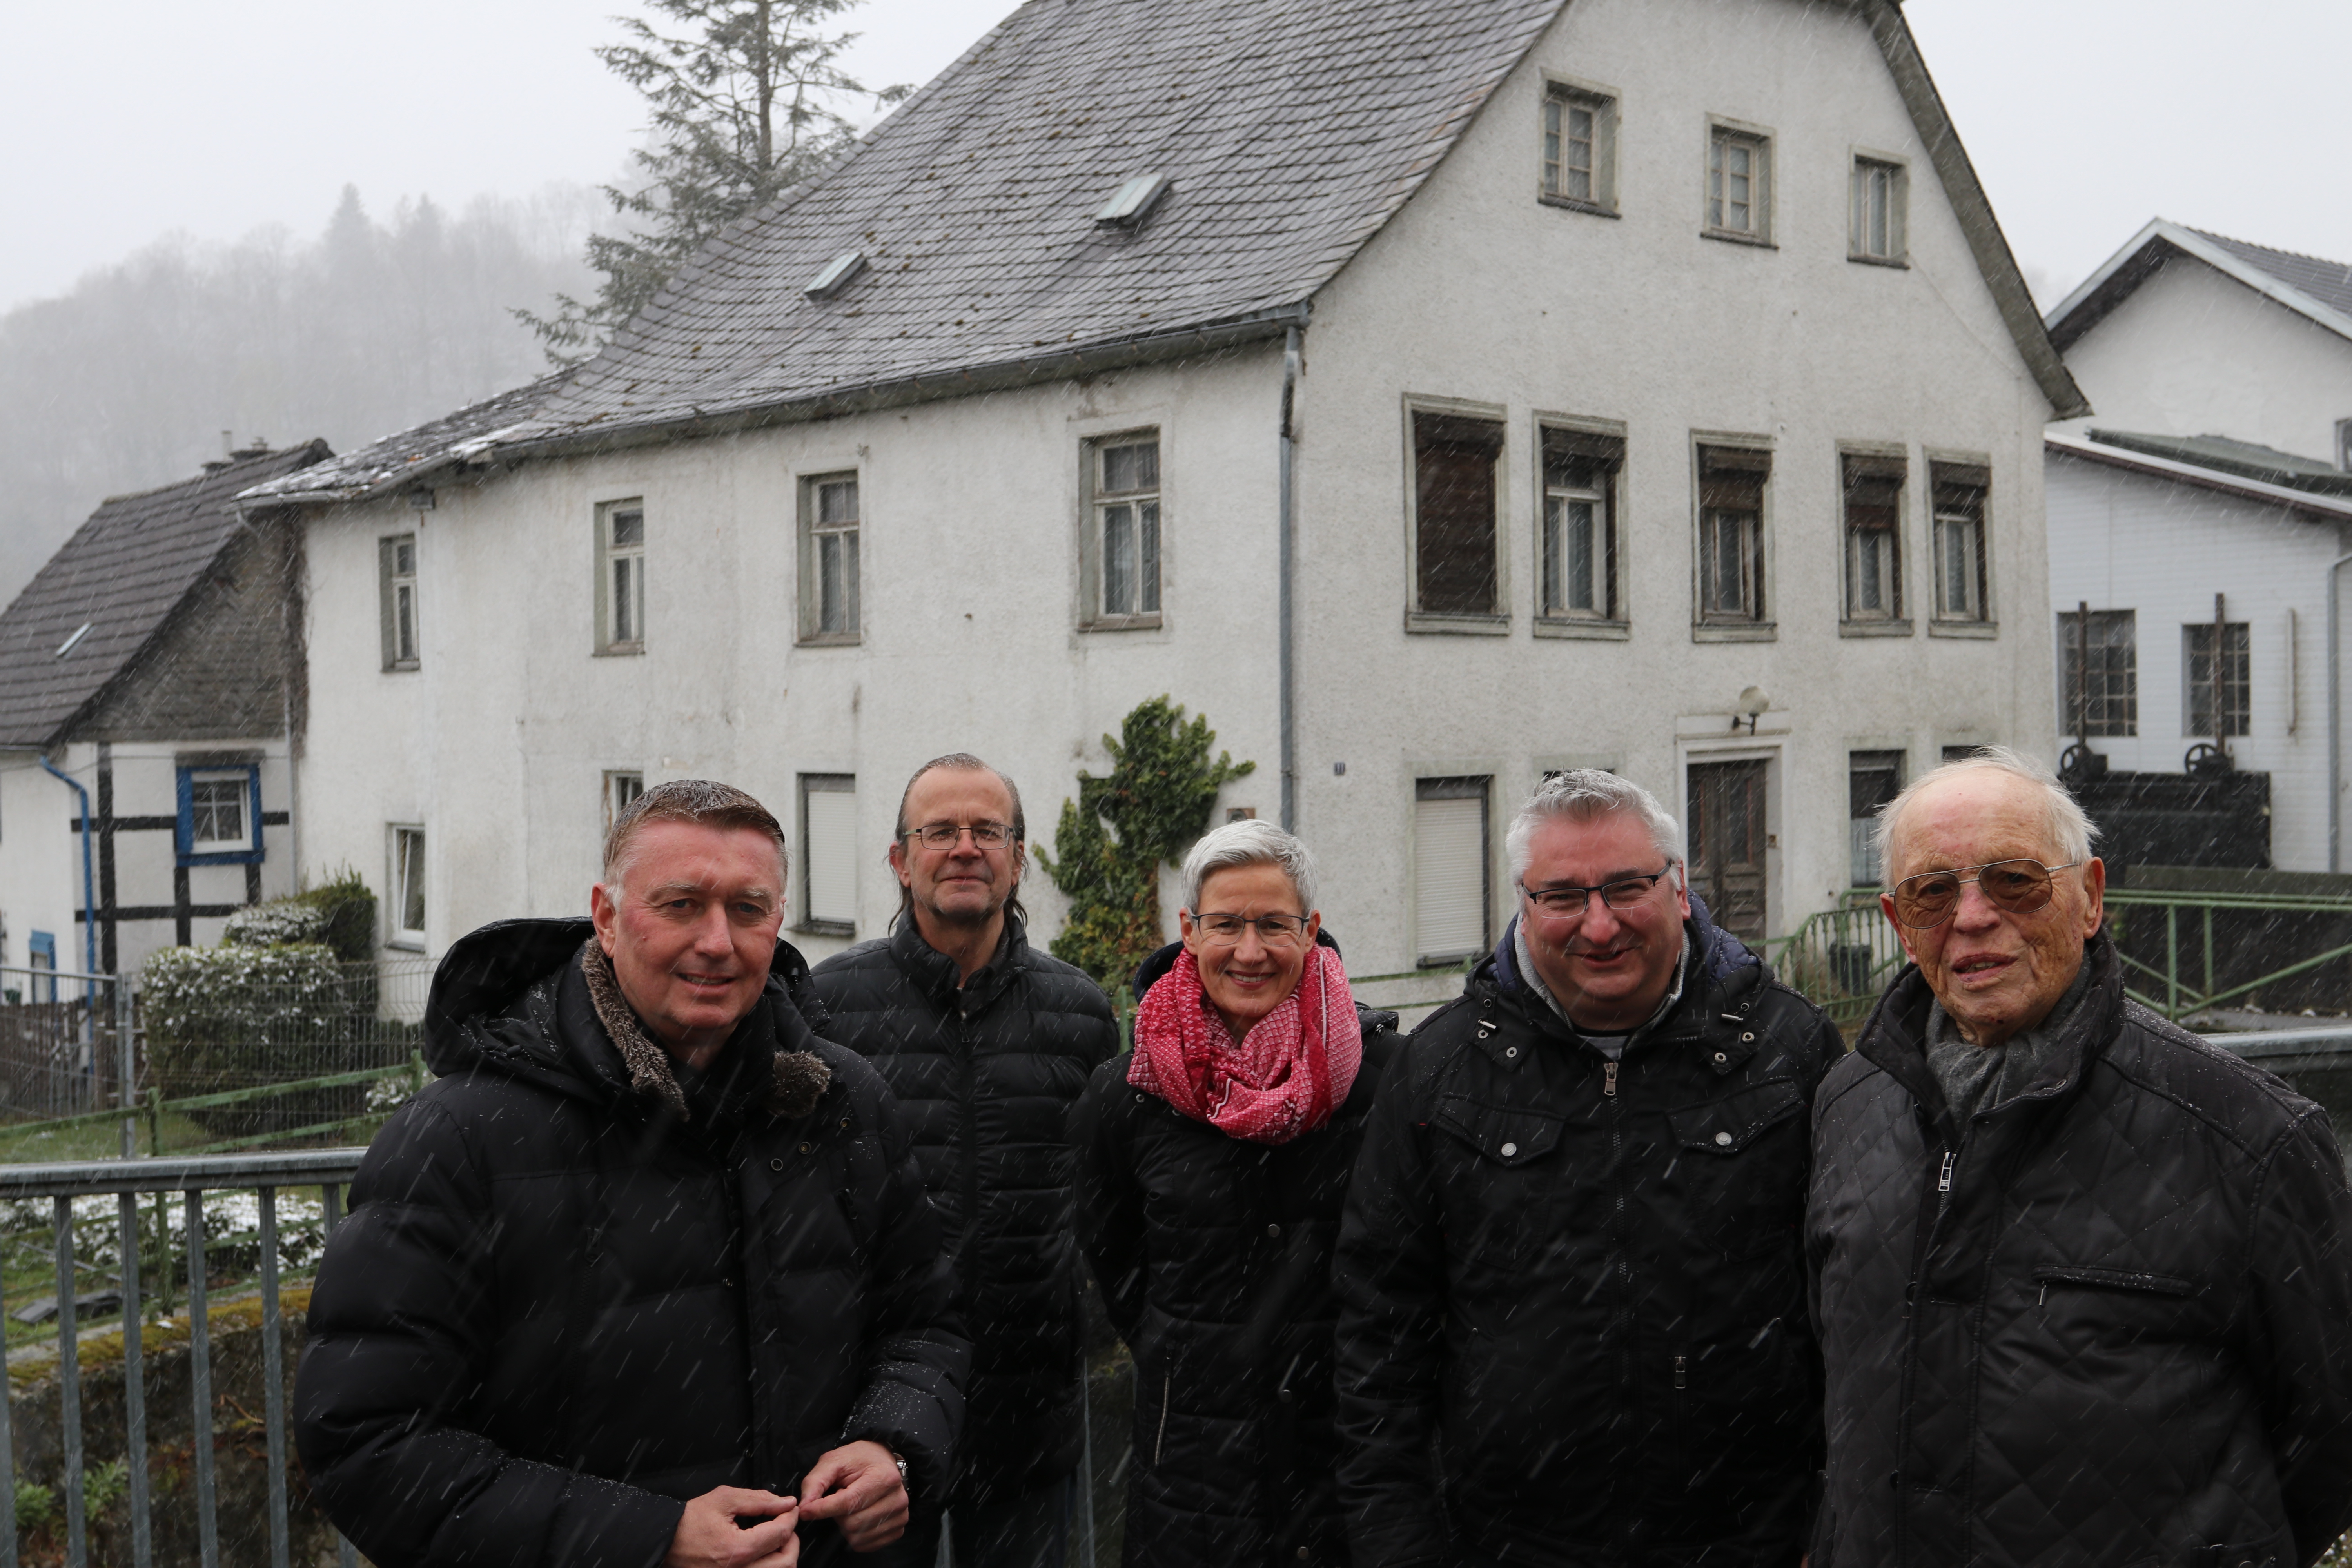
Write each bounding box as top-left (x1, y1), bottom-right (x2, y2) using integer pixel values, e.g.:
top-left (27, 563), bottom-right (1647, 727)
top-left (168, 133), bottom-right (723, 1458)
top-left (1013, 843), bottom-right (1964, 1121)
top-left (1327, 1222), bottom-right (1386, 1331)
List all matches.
top-left (1672, 1354), bottom-right (1687, 1390)
top-left (1937, 1150), bottom-right (1955, 1193)
top-left (1603, 1060), bottom-right (1619, 1097)
top-left (1155, 1374), bottom-right (1172, 1466)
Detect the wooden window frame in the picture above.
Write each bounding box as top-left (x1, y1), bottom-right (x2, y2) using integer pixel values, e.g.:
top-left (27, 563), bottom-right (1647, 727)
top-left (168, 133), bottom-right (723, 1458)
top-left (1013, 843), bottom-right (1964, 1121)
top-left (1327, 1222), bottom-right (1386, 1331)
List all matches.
top-left (1535, 421), bottom-right (1627, 636)
top-left (389, 824), bottom-right (426, 949)
top-left (797, 472), bottom-right (863, 646)
top-left (595, 499), bottom-right (646, 655)
top-left (1406, 402), bottom-right (1510, 633)
top-left (379, 533), bottom-right (419, 671)
top-left (1704, 119), bottom-right (1774, 246)
top-left (1927, 460), bottom-right (1994, 632)
top-left (2058, 608), bottom-right (2138, 739)
top-left (1840, 450), bottom-right (1909, 632)
top-left (1848, 154), bottom-right (1909, 266)
top-left (1080, 428), bottom-right (1165, 630)
top-left (1540, 79), bottom-right (1619, 216)
top-left (2183, 621), bottom-right (2252, 739)
top-left (1692, 440), bottom-right (1773, 639)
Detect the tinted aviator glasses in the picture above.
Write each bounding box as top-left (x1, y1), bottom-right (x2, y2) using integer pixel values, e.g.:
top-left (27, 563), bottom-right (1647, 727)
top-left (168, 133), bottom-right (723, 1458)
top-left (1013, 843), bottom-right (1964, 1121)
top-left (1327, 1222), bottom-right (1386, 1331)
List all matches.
top-left (1518, 864), bottom-right (1674, 918)
top-left (904, 821), bottom-right (1015, 850)
top-left (1889, 859), bottom-right (2079, 930)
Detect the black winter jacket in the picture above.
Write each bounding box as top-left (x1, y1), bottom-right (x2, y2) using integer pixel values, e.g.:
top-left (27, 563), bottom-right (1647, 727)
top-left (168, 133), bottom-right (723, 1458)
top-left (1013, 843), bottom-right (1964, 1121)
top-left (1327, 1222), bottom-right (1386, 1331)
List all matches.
top-left (1807, 932), bottom-right (2352, 1568)
top-left (1335, 901), bottom-right (1844, 1568)
top-left (1071, 937), bottom-right (1400, 1568)
top-left (294, 919), bottom-right (969, 1568)
top-left (807, 914), bottom-right (1118, 1503)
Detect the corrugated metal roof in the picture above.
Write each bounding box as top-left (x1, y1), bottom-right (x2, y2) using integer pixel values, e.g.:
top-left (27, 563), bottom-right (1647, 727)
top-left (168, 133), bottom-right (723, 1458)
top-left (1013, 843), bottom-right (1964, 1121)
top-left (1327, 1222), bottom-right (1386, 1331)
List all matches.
top-left (507, 0), bottom-right (1566, 445)
top-left (0, 443), bottom-right (328, 748)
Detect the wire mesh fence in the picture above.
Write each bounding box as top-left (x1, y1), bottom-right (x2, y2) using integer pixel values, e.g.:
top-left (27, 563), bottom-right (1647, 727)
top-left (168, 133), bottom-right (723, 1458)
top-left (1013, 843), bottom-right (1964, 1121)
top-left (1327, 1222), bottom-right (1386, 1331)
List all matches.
top-left (0, 971), bottom-right (129, 1126)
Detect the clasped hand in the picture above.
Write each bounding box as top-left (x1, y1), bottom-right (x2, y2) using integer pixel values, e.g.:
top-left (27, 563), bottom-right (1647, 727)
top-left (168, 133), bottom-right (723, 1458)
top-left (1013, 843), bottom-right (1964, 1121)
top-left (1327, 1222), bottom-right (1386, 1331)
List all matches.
top-left (666, 1441), bottom-right (908, 1568)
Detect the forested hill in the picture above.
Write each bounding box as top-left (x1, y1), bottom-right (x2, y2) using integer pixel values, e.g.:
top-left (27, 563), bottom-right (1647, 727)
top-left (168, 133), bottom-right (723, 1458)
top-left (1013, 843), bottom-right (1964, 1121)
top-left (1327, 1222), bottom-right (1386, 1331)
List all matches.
top-left (0, 183), bottom-right (598, 607)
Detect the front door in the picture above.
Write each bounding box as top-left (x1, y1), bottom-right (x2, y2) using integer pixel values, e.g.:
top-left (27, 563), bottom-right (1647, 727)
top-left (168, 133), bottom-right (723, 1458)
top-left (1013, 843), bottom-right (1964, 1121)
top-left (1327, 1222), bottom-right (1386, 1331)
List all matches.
top-left (1687, 760), bottom-right (1768, 945)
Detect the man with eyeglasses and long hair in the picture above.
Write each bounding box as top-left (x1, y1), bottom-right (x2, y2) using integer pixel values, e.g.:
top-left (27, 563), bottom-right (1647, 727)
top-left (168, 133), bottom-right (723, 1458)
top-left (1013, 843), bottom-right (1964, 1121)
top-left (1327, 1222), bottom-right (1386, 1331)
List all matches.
top-left (1335, 769), bottom-right (1842, 1568)
top-left (807, 753), bottom-right (1116, 1568)
top-left (1807, 746), bottom-right (2352, 1568)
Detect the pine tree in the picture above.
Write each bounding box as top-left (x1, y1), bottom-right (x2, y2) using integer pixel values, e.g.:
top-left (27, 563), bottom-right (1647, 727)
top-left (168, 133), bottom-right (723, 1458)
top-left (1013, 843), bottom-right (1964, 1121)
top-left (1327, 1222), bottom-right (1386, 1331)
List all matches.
top-left (520, 0), bottom-right (904, 361)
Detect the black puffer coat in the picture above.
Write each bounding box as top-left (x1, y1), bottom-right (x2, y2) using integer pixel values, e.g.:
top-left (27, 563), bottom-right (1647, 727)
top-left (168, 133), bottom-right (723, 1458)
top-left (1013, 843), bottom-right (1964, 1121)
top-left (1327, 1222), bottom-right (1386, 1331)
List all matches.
top-left (1335, 900), bottom-right (1844, 1568)
top-left (294, 919), bottom-right (968, 1568)
top-left (1807, 933), bottom-right (2352, 1568)
top-left (1071, 937), bottom-right (1399, 1568)
top-left (807, 914), bottom-right (1117, 1503)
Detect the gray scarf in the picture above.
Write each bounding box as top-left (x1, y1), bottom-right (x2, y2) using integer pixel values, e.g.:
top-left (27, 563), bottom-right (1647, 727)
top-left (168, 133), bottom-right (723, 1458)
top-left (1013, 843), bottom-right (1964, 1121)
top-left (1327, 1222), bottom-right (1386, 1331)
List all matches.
top-left (1924, 956), bottom-right (2095, 1127)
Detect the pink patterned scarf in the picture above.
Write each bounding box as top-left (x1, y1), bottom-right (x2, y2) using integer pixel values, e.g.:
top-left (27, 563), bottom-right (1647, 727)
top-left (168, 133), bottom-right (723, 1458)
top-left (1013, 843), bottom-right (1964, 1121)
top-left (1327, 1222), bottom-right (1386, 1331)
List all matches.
top-left (1128, 943), bottom-right (1364, 1144)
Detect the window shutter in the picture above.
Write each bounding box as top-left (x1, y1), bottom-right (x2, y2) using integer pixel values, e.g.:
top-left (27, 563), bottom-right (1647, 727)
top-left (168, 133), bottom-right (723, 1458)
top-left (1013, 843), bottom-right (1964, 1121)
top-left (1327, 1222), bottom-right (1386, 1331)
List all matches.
top-left (1414, 413), bottom-right (1504, 614)
top-left (804, 786), bottom-right (858, 927)
top-left (1415, 791), bottom-right (1488, 962)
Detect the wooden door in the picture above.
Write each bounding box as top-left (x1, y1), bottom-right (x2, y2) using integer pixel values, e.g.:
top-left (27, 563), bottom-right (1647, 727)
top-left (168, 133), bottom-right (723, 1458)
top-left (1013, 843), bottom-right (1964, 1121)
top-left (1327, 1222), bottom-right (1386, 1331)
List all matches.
top-left (1687, 760), bottom-right (1768, 944)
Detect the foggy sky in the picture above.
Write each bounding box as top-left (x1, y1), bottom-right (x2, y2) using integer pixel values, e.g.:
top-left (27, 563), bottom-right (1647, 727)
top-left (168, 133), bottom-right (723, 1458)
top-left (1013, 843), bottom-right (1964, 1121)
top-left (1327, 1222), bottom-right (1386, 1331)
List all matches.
top-left (5, 0), bottom-right (2347, 317)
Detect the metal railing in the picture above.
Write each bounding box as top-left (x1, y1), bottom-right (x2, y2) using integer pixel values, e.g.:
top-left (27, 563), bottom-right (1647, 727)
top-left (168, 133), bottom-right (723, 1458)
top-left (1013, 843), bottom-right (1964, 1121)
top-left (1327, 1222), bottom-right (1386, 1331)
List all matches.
top-left (0, 1149), bottom-right (365, 1568)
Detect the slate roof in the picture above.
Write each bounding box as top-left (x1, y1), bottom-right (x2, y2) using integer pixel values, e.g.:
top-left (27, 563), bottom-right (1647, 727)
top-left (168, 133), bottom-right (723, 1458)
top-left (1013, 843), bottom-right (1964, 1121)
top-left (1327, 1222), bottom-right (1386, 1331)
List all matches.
top-left (2048, 219), bottom-right (2352, 352)
top-left (2085, 429), bottom-right (2352, 498)
top-left (505, 0), bottom-right (1568, 445)
top-left (2190, 228), bottom-right (2352, 321)
top-left (0, 443), bottom-right (330, 747)
top-left (242, 373), bottom-right (570, 504)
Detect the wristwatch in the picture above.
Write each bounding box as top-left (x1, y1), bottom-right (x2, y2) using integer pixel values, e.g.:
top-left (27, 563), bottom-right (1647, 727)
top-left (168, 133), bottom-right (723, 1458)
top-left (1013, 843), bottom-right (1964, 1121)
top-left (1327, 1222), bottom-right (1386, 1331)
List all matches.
top-left (891, 1449), bottom-right (910, 1498)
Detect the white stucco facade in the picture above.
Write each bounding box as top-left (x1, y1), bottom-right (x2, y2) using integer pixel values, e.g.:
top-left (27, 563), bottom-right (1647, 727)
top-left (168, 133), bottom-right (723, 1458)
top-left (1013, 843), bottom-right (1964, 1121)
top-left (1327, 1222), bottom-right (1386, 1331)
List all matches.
top-left (292, 0), bottom-right (2065, 971)
top-left (2046, 448), bottom-right (2352, 874)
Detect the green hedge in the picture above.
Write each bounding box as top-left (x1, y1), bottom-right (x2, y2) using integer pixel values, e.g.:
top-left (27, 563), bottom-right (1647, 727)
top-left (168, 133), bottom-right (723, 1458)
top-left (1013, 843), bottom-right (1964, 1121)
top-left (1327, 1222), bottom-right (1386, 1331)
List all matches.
top-left (140, 944), bottom-right (365, 1137)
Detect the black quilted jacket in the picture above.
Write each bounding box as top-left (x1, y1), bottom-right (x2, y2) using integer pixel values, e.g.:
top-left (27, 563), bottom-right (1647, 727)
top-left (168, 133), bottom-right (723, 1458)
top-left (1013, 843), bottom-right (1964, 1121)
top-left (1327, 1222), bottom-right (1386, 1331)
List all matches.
top-left (807, 914), bottom-right (1118, 1503)
top-left (1807, 932), bottom-right (2352, 1568)
top-left (293, 919), bottom-right (968, 1568)
top-left (1334, 901), bottom-right (1843, 1568)
top-left (1071, 937), bottom-right (1399, 1568)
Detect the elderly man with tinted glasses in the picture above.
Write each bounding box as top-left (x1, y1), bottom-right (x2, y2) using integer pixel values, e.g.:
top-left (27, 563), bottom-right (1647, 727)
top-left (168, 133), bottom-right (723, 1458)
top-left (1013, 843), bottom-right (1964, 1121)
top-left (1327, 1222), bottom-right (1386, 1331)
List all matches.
top-left (808, 753), bottom-right (1116, 1568)
top-left (1335, 770), bottom-right (1842, 1568)
top-left (1807, 747), bottom-right (2352, 1568)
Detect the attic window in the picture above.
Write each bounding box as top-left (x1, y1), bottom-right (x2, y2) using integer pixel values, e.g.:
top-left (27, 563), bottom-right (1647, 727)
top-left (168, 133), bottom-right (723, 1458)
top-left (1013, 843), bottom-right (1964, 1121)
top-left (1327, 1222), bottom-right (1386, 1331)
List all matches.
top-left (1096, 173), bottom-right (1172, 228)
top-left (804, 251), bottom-right (867, 299)
top-left (54, 623), bottom-right (92, 658)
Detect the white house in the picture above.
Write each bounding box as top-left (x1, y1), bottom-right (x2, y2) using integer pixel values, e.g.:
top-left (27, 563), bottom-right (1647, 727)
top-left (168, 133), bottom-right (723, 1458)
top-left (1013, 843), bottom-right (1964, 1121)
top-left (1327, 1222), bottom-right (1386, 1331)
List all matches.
top-left (2043, 222), bottom-right (2352, 873)
top-left (0, 443), bottom-right (325, 984)
top-left (249, 0), bottom-right (2084, 974)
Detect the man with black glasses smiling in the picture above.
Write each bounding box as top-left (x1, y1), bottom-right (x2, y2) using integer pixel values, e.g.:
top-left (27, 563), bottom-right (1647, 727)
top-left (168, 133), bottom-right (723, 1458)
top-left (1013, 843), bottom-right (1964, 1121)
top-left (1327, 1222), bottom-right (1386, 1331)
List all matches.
top-left (1808, 747), bottom-right (2352, 1568)
top-left (808, 753), bottom-right (1116, 1568)
top-left (1336, 769), bottom-right (1842, 1568)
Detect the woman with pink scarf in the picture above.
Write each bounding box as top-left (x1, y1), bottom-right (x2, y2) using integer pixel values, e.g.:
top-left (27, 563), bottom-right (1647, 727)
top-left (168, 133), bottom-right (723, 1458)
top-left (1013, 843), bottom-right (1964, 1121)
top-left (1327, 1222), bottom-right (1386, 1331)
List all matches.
top-left (1069, 821), bottom-right (1400, 1568)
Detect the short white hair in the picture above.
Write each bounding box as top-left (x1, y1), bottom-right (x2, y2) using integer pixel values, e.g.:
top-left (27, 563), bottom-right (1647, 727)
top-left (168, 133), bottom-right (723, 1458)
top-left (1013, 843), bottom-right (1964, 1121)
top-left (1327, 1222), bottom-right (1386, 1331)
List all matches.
top-left (1506, 770), bottom-right (1683, 882)
top-left (1180, 820), bottom-right (1317, 914)
top-left (1872, 745), bottom-right (2098, 880)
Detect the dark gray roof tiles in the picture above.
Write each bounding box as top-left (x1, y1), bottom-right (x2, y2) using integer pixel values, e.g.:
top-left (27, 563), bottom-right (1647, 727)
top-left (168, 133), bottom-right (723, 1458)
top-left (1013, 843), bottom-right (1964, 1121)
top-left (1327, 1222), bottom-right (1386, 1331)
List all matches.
top-left (515, 0), bottom-right (1566, 444)
top-left (2086, 428), bottom-right (2352, 498)
top-left (241, 372), bottom-right (572, 503)
top-left (2189, 228), bottom-right (2352, 322)
top-left (0, 443), bottom-right (330, 747)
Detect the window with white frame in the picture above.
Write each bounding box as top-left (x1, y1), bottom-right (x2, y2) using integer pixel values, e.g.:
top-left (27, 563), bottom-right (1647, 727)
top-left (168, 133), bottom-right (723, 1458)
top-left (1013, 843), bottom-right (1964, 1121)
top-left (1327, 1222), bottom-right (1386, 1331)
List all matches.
top-left (1538, 426), bottom-right (1623, 621)
top-left (604, 771), bottom-right (645, 832)
top-left (800, 474), bottom-right (861, 641)
top-left (1696, 445), bottom-right (1769, 624)
top-left (1083, 432), bottom-right (1161, 624)
top-left (379, 534), bottom-right (419, 670)
top-left (391, 826), bottom-right (426, 946)
top-left (597, 501), bottom-right (646, 653)
top-left (1541, 85), bottom-right (1617, 212)
top-left (1929, 463), bottom-right (1991, 622)
top-left (1414, 777), bottom-right (1490, 966)
top-left (799, 775), bottom-right (857, 933)
top-left (2058, 609), bottom-right (2137, 737)
top-left (2184, 621), bottom-right (2251, 738)
top-left (1849, 157), bottom-right (1907, 264)
top-left (1841, 454), bottom-right (1905, 623)
top-left (1847, 751), bottom-right (1904, 887)
top-left (1706, 124), bottom-right (1772, 243)
top-left (1411, 411), bottom-right (1506, 620)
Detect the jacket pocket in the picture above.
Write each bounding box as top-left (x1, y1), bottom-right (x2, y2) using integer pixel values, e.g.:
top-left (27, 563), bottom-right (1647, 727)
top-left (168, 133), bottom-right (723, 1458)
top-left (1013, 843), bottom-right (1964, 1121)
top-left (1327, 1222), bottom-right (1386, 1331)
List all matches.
top-left (1666, 1078), bottom-right (1807, 1259)
top-left (2032, 1265), bottom-right (2198, 1298)
top-left (1430, 1095), bottom-right (1567, 1267)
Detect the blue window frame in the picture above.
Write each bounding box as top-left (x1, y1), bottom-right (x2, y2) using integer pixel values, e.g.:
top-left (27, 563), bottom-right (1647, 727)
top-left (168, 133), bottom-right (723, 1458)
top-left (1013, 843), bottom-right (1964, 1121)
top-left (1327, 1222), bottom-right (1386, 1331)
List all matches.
top-left (176, 764), bottom-right (265, 866)
top-left (26, 932), bottom-right (56, 1002)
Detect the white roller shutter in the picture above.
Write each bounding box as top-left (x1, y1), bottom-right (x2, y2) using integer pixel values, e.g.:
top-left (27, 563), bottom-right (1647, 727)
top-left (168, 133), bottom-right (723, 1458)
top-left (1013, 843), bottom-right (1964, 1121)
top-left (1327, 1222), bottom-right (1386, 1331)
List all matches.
top-left (1414, 791), bottom-right (1488, 962)
top-left (803, 782), bottom-right (859, 928)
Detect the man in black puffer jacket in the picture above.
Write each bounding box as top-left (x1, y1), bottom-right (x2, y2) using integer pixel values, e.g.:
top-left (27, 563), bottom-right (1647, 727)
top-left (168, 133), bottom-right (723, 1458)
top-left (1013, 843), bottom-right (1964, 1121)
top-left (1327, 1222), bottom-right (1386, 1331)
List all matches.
top-left (809, 755), bottom-right (1117, 1568)
top-left (295, 782), bottom-right (967, 1568)
top-left (1336, 771), bottom-right (1842, 1568)
top-left (1809, 750), bottom-right (2352, 1568)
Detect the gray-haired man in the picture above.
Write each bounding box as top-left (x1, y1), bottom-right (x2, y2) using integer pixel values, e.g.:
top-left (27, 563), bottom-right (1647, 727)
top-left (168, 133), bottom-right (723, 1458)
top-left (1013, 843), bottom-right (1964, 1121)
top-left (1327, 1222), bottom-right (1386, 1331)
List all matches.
top-left (1335, 769), bottom-right (1843, 1568)
top-left (1808, 748), bottom-right (2352, 1566)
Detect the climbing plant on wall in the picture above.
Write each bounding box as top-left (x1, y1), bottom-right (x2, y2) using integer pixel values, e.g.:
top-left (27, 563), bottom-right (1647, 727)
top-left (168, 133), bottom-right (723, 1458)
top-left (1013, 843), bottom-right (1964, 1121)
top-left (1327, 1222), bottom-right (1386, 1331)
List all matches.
top-left (1039, 695), bottom-right (1254, 991)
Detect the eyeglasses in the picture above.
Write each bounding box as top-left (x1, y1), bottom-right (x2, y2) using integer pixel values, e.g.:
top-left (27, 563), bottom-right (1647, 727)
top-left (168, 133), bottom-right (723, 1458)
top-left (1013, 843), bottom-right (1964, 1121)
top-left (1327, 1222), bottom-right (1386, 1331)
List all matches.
top-left (1889, 859), bottom-right (2079, 930)
top-left (902, 821), bottom-right (1016, 851)
top-left (1518, 864), bottom-right (1675, 918)
top-left (1191, 912), bottom-right (1312, 947)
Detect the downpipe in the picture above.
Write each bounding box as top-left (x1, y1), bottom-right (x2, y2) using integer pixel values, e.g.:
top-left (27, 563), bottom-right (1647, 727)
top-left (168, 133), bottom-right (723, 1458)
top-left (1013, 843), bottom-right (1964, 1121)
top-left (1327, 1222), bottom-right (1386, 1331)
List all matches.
top-left (1279, 323), bottom-right (1303, 832)
top-left (2333, 553), bottom-right (2352, 873)
top-left (38, 755), bottom-right (98, 976)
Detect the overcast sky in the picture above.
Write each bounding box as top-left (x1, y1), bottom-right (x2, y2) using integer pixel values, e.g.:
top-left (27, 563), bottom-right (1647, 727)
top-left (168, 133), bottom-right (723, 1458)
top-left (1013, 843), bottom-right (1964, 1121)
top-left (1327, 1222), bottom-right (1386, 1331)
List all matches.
top-left (4, 0), bottom-right (2346, 317)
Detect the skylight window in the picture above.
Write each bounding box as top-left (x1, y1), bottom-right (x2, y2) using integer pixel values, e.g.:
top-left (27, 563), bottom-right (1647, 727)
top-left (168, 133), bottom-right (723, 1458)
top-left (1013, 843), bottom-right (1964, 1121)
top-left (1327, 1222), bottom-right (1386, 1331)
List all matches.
top-left (1096, 173), bottom-right (1172, 228)
top-left (804, 251), bottom-right (867, 299)
top-left (54, 622), bottom-right (91, 658)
